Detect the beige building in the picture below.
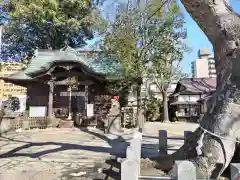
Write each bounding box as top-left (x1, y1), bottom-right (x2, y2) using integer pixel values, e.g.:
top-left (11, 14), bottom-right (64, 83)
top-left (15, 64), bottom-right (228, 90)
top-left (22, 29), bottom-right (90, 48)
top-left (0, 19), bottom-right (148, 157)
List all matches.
top-left (0, 62), bottom-right (26, 98)
top-left (191, 48), bottom-right (216, 78)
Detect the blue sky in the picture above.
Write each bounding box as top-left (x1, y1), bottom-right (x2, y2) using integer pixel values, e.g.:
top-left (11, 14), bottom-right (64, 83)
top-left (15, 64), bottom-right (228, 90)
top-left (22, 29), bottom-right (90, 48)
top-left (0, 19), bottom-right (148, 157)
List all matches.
top-left (177, 0), bottom-right (240, 73)
top-left (86, 0), bottom-right (240, 74)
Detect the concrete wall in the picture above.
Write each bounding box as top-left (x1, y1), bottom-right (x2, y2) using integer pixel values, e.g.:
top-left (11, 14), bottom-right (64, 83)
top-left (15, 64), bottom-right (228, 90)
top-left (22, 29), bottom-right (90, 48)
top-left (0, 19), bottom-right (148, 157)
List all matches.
top-left (177, 95), bottom-right (200, 102)
top-left (191, 49), bottom-right (216, 78)
top-left (192, 58), bottom-right (209, 78)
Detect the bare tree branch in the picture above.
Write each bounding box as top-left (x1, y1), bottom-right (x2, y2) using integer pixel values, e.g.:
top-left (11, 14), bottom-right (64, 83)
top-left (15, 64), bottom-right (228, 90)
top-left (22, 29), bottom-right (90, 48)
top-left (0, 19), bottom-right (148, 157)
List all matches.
top-left (146, 0), bottom-right (171, 22)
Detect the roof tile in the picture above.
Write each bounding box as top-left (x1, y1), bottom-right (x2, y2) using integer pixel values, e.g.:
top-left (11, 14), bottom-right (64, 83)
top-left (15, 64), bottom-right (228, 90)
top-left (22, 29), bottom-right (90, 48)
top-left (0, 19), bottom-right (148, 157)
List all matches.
top-left (179, 78), bottom-right (216, 93)
top-left (3, 47), bottom-right (123, 81)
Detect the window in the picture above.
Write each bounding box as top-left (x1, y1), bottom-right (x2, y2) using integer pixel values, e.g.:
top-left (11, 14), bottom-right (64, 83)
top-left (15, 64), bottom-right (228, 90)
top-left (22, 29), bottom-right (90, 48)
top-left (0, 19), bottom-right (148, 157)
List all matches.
top-left (209, 69), bottom-right (216, 74)
top-left (208, 64), bottom-right (215, 69)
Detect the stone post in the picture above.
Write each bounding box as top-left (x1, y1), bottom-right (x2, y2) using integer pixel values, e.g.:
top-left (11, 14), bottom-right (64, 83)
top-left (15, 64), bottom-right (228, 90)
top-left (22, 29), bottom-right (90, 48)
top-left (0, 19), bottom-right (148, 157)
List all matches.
top-left (85, 85), bottom-right (88, 118)
top-left (159, 130), bottom-right (168, 156)
top-left (131, 132), bottom-right (142, 175)
top-left (121, 157), bottom-right (138, 180)
top-left (184, 131), bottom-right (193, 143)
top-left (121, 132), bottom-right (142, 180)
top-left (175, 161), bottom-right (196, 180)
top-left (22, 110), bottom-right (30, 130)
top-left (230, 163), bottom-right (240, 180)
top-left (138, 108), bottom-right (145, 133)
top-left (48, 81), bottom-right (54, 126)
top-left (67, 85), bottom-right (72, 120)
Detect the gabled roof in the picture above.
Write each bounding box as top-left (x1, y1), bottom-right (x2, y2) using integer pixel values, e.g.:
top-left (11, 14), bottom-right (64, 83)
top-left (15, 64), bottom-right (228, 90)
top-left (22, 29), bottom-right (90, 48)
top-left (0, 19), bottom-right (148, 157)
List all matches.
top-left (197, 92), bottom-right (214, 102)
top-left (0, 46), bottom-right (123, 82)
top-left (173, 78), bottom-right (216, 94)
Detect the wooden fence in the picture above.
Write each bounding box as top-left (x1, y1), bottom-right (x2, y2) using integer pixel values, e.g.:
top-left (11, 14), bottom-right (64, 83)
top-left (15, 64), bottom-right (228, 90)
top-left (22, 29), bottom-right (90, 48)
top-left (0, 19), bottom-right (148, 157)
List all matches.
top-left (121, 130), bottom-right (240, 180)
top-left (28, 117), bottom-right (48, 129)
top-left (6, 116), bottom-right (48, 130)
top-left (9, 117), bottom-right (23, 129)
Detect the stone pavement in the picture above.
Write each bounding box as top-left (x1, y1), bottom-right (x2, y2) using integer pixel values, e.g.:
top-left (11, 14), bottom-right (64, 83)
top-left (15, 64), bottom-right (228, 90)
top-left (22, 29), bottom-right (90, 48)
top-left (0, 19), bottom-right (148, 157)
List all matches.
top-left (141, 122), bottom-right (199, 156)
top-left (0, 128), bottom-right (133, 180)
top-left (0, 122), bottom-right (199, 180)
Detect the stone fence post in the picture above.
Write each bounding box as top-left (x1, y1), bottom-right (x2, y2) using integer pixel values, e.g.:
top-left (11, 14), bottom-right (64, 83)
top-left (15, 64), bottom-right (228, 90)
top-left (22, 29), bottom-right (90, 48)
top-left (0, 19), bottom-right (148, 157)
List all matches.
top-left (158, 130), bottom-right (193, 156)
top-left (159, 130), bottom-right (168, 156)
top-left (121, 132), bottom-right (142, 180)
top-left (184, 131), bottom-right (193, 143)
top-left (231, 163), bottom-right (240, 180)
top-left (22, 110), bottom-right (30, 130)
top-left (175, 161), bottom-right (196, 180)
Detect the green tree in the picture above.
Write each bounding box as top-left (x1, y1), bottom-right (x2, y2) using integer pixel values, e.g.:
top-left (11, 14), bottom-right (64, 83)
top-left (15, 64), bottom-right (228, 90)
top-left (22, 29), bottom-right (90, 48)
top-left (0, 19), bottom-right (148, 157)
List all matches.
top-left (150, 1), bottom-right (240, 179)
top-left (145, 1), bottom-right (187, 121)
top-left (103, 0), bottom-right (187, 123)
top-left (1, 0), bottom-right (106, 59)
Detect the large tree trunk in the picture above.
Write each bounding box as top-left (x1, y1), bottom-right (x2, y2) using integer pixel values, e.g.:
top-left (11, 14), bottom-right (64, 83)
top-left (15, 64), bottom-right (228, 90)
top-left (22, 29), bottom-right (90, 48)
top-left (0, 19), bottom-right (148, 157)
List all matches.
top-left (154, 0), bottom-right (240, 178)
top-left (162, 91), bottom-right (169, 122)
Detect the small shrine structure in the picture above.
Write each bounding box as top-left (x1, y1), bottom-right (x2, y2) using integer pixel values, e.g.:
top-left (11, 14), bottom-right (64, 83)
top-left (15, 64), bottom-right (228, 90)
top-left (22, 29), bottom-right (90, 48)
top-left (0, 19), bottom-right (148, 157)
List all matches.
top-left (0, 46), bottom-right (123, 128)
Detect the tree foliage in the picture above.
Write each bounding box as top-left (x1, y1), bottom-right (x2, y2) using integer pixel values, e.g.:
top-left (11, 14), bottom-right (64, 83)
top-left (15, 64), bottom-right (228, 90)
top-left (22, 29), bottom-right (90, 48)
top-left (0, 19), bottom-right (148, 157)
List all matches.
top-left (102, 0), bottom-right (187, 121)
top-left (0, 0), bottom-right (105, 61)
top-left (103, 0), bottom-right (187, 86)
top-left (145, 1), bottom-right (187, 93)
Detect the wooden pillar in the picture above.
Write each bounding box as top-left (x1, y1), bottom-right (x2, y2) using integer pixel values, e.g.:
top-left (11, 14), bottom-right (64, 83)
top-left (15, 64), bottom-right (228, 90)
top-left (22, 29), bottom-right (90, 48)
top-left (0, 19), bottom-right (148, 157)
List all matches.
top-left (85, 85), bottom-right (88, 117)
top-left (67, 85), bottom-right (72, 120)
top-left (48, 81), bottom-right (54, 125)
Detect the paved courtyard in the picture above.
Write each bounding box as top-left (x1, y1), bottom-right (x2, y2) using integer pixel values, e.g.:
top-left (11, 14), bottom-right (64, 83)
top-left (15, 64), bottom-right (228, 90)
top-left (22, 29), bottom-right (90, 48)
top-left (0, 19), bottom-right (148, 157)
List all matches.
top-left (0, 128), bottom-right (132, 180)
top-left (0, 122), bottom-right (199, 180)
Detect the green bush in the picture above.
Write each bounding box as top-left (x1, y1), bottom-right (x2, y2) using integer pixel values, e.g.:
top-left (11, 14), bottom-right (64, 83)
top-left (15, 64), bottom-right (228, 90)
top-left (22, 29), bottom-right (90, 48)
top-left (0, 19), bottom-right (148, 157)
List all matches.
top-left (145, 97), bottom-right (162, 121)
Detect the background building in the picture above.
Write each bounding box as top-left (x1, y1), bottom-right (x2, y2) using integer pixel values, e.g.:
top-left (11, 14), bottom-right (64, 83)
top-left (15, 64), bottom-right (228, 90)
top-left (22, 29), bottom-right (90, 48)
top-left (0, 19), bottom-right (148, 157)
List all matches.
top-left (191, 48), bottom-right (216, 78)
top-left (0, 61), bottom-right (26, 99)
top-left (169, 77), bottom-right (216, 122)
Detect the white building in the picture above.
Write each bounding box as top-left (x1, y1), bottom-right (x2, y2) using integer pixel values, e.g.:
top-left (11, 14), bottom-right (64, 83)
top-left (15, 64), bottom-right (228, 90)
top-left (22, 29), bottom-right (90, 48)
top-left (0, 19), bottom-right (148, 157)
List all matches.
top-left (127, 75), bottom-right (178, 106)
top-left (191, 48), bottom-right (216, 78)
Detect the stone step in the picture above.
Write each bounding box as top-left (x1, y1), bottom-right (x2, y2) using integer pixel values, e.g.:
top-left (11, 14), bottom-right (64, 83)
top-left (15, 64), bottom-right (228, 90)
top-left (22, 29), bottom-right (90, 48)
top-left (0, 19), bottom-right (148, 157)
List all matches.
top-left (97, 164), bottom-right (121, 180)
top-left (109, 155), bottom-right (125, 163)
top-left (105, 159), bottom-right (121, 169)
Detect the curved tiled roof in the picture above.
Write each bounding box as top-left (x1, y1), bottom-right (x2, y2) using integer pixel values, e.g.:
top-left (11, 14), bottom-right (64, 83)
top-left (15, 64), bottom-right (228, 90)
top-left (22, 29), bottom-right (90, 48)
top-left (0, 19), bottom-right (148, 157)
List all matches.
top-left (1, 47), bottom-right (123, 81)
top-left (176, 78), bottom-right (216, 93)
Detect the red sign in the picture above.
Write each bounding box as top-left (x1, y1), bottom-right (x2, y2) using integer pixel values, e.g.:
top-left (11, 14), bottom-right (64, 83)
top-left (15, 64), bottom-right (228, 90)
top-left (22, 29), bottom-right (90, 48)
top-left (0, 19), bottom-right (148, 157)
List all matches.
top-left (114, 96), bottom-right (119, 101)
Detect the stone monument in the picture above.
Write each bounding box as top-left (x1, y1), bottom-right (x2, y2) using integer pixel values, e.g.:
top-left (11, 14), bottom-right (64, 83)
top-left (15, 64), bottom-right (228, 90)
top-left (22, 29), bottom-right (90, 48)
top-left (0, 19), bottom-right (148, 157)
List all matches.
top-left (104, 98), bottom-right (124, 134)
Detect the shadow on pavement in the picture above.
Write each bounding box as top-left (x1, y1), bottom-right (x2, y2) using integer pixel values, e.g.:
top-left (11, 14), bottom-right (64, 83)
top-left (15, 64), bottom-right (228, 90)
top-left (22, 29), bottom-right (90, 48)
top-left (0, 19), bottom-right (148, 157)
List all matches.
top-left (77, 128), bottom-right (178, 179)
top-left (0, 128), bottom-right (179, 179)
top-left (0, 136), bottom-right (111, 159)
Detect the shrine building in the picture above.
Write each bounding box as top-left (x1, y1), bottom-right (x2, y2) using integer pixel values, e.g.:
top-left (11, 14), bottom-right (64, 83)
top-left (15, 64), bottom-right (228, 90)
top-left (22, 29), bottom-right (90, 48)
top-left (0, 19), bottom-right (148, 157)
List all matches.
top-left (0, 46), bottom-right (123, 127)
